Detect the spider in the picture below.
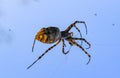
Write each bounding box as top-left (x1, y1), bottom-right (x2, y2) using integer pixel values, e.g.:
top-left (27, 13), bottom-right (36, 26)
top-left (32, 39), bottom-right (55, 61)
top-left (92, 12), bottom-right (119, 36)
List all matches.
top-left (27, 21), bottom-right (91, 69)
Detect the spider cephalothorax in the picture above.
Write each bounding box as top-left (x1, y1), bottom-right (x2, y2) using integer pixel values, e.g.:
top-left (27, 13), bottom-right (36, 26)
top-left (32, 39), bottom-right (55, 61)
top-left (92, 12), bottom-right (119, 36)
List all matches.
top-left (27, 21), bottom-right (91, 69)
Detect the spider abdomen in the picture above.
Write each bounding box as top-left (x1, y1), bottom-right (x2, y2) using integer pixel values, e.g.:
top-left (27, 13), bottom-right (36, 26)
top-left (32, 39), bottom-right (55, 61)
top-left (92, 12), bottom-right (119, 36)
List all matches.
top-left (35, 27), bottom-right (61, 43)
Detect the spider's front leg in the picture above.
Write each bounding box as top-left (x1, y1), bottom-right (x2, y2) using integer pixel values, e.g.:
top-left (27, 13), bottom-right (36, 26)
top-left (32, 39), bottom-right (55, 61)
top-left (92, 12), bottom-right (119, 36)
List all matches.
top-left (27, 40), bottom-right (61, 69)
top-left (65, 21), bottom-right (88, 46)
top-left (65, 21), bottom-right (87, 34)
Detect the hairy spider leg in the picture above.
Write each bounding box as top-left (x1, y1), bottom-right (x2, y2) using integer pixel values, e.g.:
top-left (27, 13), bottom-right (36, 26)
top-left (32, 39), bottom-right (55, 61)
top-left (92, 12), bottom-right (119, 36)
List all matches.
top-left (71, 37), bottom-right (91, 49)
top-left (27, 40), bottom-right (61, 69)
top-left (62, 39), bottom-right (69, 54)
top-left (74, 25), bottom-right (83, 45)
top-left (69, 40), bottom-right (91, 65)
top-left (67, 42), bottom-right (73, 52)
top-left (65, 21), bottom-right (88, 46)
top-left (65, 21), bottom-right (88, 35)
top-left (32, 39), bottom-right (36, 52)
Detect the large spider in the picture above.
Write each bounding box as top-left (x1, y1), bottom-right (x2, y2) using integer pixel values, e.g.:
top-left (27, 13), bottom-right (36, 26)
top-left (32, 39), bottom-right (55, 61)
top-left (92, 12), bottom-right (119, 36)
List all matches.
top-left (27, 21), bottom-right (91, 69)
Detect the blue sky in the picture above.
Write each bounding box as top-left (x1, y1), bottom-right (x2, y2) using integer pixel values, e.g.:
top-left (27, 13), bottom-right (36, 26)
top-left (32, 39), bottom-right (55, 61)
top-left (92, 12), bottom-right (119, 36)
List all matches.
top-left (0, 0), bottom-right (120, 78)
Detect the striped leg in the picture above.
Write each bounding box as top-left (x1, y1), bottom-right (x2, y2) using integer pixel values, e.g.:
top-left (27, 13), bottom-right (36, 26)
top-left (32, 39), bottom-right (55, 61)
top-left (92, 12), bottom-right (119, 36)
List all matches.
top-left (71, 37), bottom-right (91, 49)
top-left (65, 21), bottom-right (87, 35)
top-left (65, 21), bottom-right (87, 46)
top-left (27, 40), bottom-right (61, 69)
top-left (69, 40), bottom-right (91, 64)
top-left (62, 39), bottom-right (69, 54)
top-left (74, 25), bottom-right (83, 45)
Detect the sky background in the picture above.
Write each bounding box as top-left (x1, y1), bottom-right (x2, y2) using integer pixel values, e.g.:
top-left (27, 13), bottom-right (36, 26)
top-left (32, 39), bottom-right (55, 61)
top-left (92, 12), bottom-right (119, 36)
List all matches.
top-left (0, 0), bottom-right (120, 78)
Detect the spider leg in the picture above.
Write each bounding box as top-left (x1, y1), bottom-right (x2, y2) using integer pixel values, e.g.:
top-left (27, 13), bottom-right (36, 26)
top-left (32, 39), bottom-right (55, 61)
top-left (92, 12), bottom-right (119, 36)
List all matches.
top-left (62, 39), bottom-right (69, 54)
top-left (27, 40), bottom-right (61, 69)
top-left (65, 21), bottom-right (87, 34)
top-left (74, 24), bottom-right (83, 45)
top-left (32, 39), bottom-right (36, 52)
top-left (71, 37), bottom-right (91, 49)
top-left (69, 40), bottom-right (91, 64)
top-left (65, 21), bottom-right (87, 46)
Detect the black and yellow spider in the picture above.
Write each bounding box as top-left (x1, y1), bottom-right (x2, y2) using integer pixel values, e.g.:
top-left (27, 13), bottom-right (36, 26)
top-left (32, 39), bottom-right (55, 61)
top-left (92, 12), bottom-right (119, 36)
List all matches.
top-left (27, 21), bottom-right (91, 69)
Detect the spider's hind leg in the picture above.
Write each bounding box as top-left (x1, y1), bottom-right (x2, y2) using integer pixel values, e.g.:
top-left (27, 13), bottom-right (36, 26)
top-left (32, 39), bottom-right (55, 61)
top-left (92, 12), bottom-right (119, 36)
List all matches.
top-left (27, 40), bottom-right (61, 69)
top-left (32, 39), bottom-right (36, 52)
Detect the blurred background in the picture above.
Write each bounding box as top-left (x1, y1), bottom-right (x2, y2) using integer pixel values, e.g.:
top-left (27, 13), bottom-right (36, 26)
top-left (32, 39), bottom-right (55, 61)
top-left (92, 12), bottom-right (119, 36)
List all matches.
top-left (0, 0), bottom-right (120, 78)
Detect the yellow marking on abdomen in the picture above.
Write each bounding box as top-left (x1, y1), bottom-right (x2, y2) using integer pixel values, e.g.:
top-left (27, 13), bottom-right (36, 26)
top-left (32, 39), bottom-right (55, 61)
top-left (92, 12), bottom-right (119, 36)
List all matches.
top-left (41, 34), bottom-right (48, 43)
